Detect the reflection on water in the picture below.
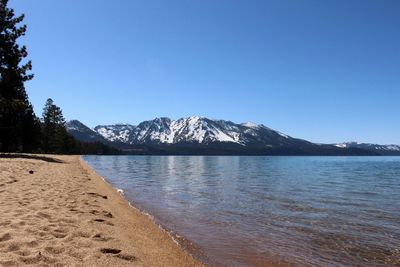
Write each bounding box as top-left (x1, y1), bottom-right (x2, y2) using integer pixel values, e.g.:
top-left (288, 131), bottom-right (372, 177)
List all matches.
top-left (83, 156), bottom-right (400, 267)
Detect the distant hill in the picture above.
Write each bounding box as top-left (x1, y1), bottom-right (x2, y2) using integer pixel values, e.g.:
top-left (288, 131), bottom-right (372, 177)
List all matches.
top-left (333, 142), bottom-right (400, 156)
top-left (66, 117), bottom-right (398, 155)
top-left (66, 120), bottom-right (108, 143)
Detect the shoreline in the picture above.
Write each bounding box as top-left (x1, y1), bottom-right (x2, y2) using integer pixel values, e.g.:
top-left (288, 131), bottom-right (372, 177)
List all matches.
top-left (81, 155), bottom-right (292, 267)
top-left (0, 154), bottom-right (203, 266)
top-left (79, 156), bottom-right (212, 266)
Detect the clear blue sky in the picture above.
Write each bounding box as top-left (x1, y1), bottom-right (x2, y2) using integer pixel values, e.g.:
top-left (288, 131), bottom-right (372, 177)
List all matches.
top-left (10, 0), bottom-right (400, 144)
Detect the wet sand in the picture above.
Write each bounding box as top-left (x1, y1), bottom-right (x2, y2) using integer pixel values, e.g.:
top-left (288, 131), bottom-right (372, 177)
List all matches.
top-left (0, 154), bottom-right (202, 266)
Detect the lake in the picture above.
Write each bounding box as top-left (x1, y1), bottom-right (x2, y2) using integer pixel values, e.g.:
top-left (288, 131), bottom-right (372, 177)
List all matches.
top-left (82, 156), bottom-right (400, 266)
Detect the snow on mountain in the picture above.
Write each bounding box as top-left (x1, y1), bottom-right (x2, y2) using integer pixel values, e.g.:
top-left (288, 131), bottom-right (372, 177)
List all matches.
top-left (241, 122), bottom-right (259, 128)
top-left (67, 118), bottom-right (400, 155)
top-left (334, 142), bottom-right (400, 154)
top-left (124, 116), bottom-right (245, 145)
top-left (94, 124), bottom-right (135, 143)
top-left (89, 116), bottom-right (294, 146)
top-left (66, 118), bottom-right (400, 155)
top-left (385, 145), bottom-right (400, 151)
top-left (334, 142), bottom-right (361, 148)
top-left (277, 131), bottom-right (289, 139)
top-left (335, 143), bottom-right (348, 148)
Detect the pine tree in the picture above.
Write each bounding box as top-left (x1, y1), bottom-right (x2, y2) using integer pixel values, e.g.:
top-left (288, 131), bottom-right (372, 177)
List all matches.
top-left (0, 0), bottom-right (40, 152)
top-left (41, 98), bottom-right (72, 153)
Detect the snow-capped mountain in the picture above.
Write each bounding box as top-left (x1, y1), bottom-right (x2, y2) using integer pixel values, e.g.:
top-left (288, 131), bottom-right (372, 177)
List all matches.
top-left (334, 142), bottom-right (400, 155)
top-left (66, 117), bottom-right (396, 155)
top-left (92, 116), bottom-right (298, 146)
top-left (94, 124), bottom-right (135, 143)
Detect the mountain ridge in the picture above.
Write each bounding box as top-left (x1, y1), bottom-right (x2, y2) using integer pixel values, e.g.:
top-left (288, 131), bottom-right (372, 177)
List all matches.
top-left (66, 117), bottom-right (399, 155)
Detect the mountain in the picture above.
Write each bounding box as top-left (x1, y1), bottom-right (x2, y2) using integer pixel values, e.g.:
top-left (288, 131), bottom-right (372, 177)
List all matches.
top-left (94, 124), bottom-right (136, 143)
top-left (66, 120), bottom-right (107, 143)
top-left (64, 120), bottom-right (122, 155)
top-left (334, 142), bottom-right (400, 156)
top-left (94, 117), bottom-right (291, 145)
top-left (65, 117), bottom-right (391, 155)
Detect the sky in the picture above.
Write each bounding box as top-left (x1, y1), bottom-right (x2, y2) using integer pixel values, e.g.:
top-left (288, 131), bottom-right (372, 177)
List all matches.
top-left (9, 0), bottom-right (400, 144)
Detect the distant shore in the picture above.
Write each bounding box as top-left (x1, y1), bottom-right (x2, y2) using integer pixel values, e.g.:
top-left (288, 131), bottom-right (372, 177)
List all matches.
top-left (0, 154), bottom-right (202, 266)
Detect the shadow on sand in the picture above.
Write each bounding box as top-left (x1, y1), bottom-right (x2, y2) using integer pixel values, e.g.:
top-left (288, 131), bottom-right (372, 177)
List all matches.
top-left (0, 153), bottom-right (64, 163)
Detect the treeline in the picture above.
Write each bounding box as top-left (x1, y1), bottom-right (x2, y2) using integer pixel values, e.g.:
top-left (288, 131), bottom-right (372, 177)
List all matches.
top-left (0, 0), bottom-right (119, 155)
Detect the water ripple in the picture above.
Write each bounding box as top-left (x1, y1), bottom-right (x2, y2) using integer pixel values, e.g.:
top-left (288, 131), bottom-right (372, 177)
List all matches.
top-left (84, 155), bottom-right (400, 267)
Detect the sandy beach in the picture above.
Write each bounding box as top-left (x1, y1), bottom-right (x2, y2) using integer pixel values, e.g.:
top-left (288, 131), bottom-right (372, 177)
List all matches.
top-left (0, 154), bottom-right (202, 266)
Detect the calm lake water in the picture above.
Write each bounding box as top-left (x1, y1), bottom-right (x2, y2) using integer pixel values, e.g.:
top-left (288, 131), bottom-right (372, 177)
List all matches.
top-left (83, 156), bottom-right (400, 266)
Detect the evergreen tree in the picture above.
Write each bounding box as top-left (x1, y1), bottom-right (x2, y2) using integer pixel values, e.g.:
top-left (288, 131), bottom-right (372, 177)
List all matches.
top-left (41, 98), bottom-right (72, 154)
top-left (0, 0), bottom-right (40, 152)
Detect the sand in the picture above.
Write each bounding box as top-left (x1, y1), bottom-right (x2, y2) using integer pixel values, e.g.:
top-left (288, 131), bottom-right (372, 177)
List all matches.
top-left (0, 154), bottom-right (203, 267)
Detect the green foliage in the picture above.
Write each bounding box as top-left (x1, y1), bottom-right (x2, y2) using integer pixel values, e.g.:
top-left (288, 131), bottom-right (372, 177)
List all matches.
top-left (40, 98), bottom-right (69, 153)
top-left (0, 0), bottom-right (40, 152)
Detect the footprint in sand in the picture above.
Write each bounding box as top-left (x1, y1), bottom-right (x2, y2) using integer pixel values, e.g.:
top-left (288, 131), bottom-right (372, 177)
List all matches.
top-left (19, 254), bottom-right (42, 265)
top-left (0, 233), bottom-right (12, 242)
top-left (92, 233), bottom-right (112, 242)
top-left (100, 248), bottom-right (137, 262)
top-left (86, 192), bottom-right (108, 199)
top-left (6, 243), bottom-right (20, 252)
top-left (51, 232), bottom-right (68, 239)
top-left (25, 240), bottom-right (39, 248)
top-left (89, 210), bottom-right (113, 218)
top-left (115, 254), bottom-right (137, 261)
top-left (69, 208), bottom-right (83, 213)
top-left (45, 246), bottom-right (65, 255)
top-left (100, 248), bottom-right (121, 254)
top-left (92, 219), bottom-right (114, 226)
top-left (36, 212), bottom-right (52, 219)
top-left (73, 231), bottom-right (91, 238)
